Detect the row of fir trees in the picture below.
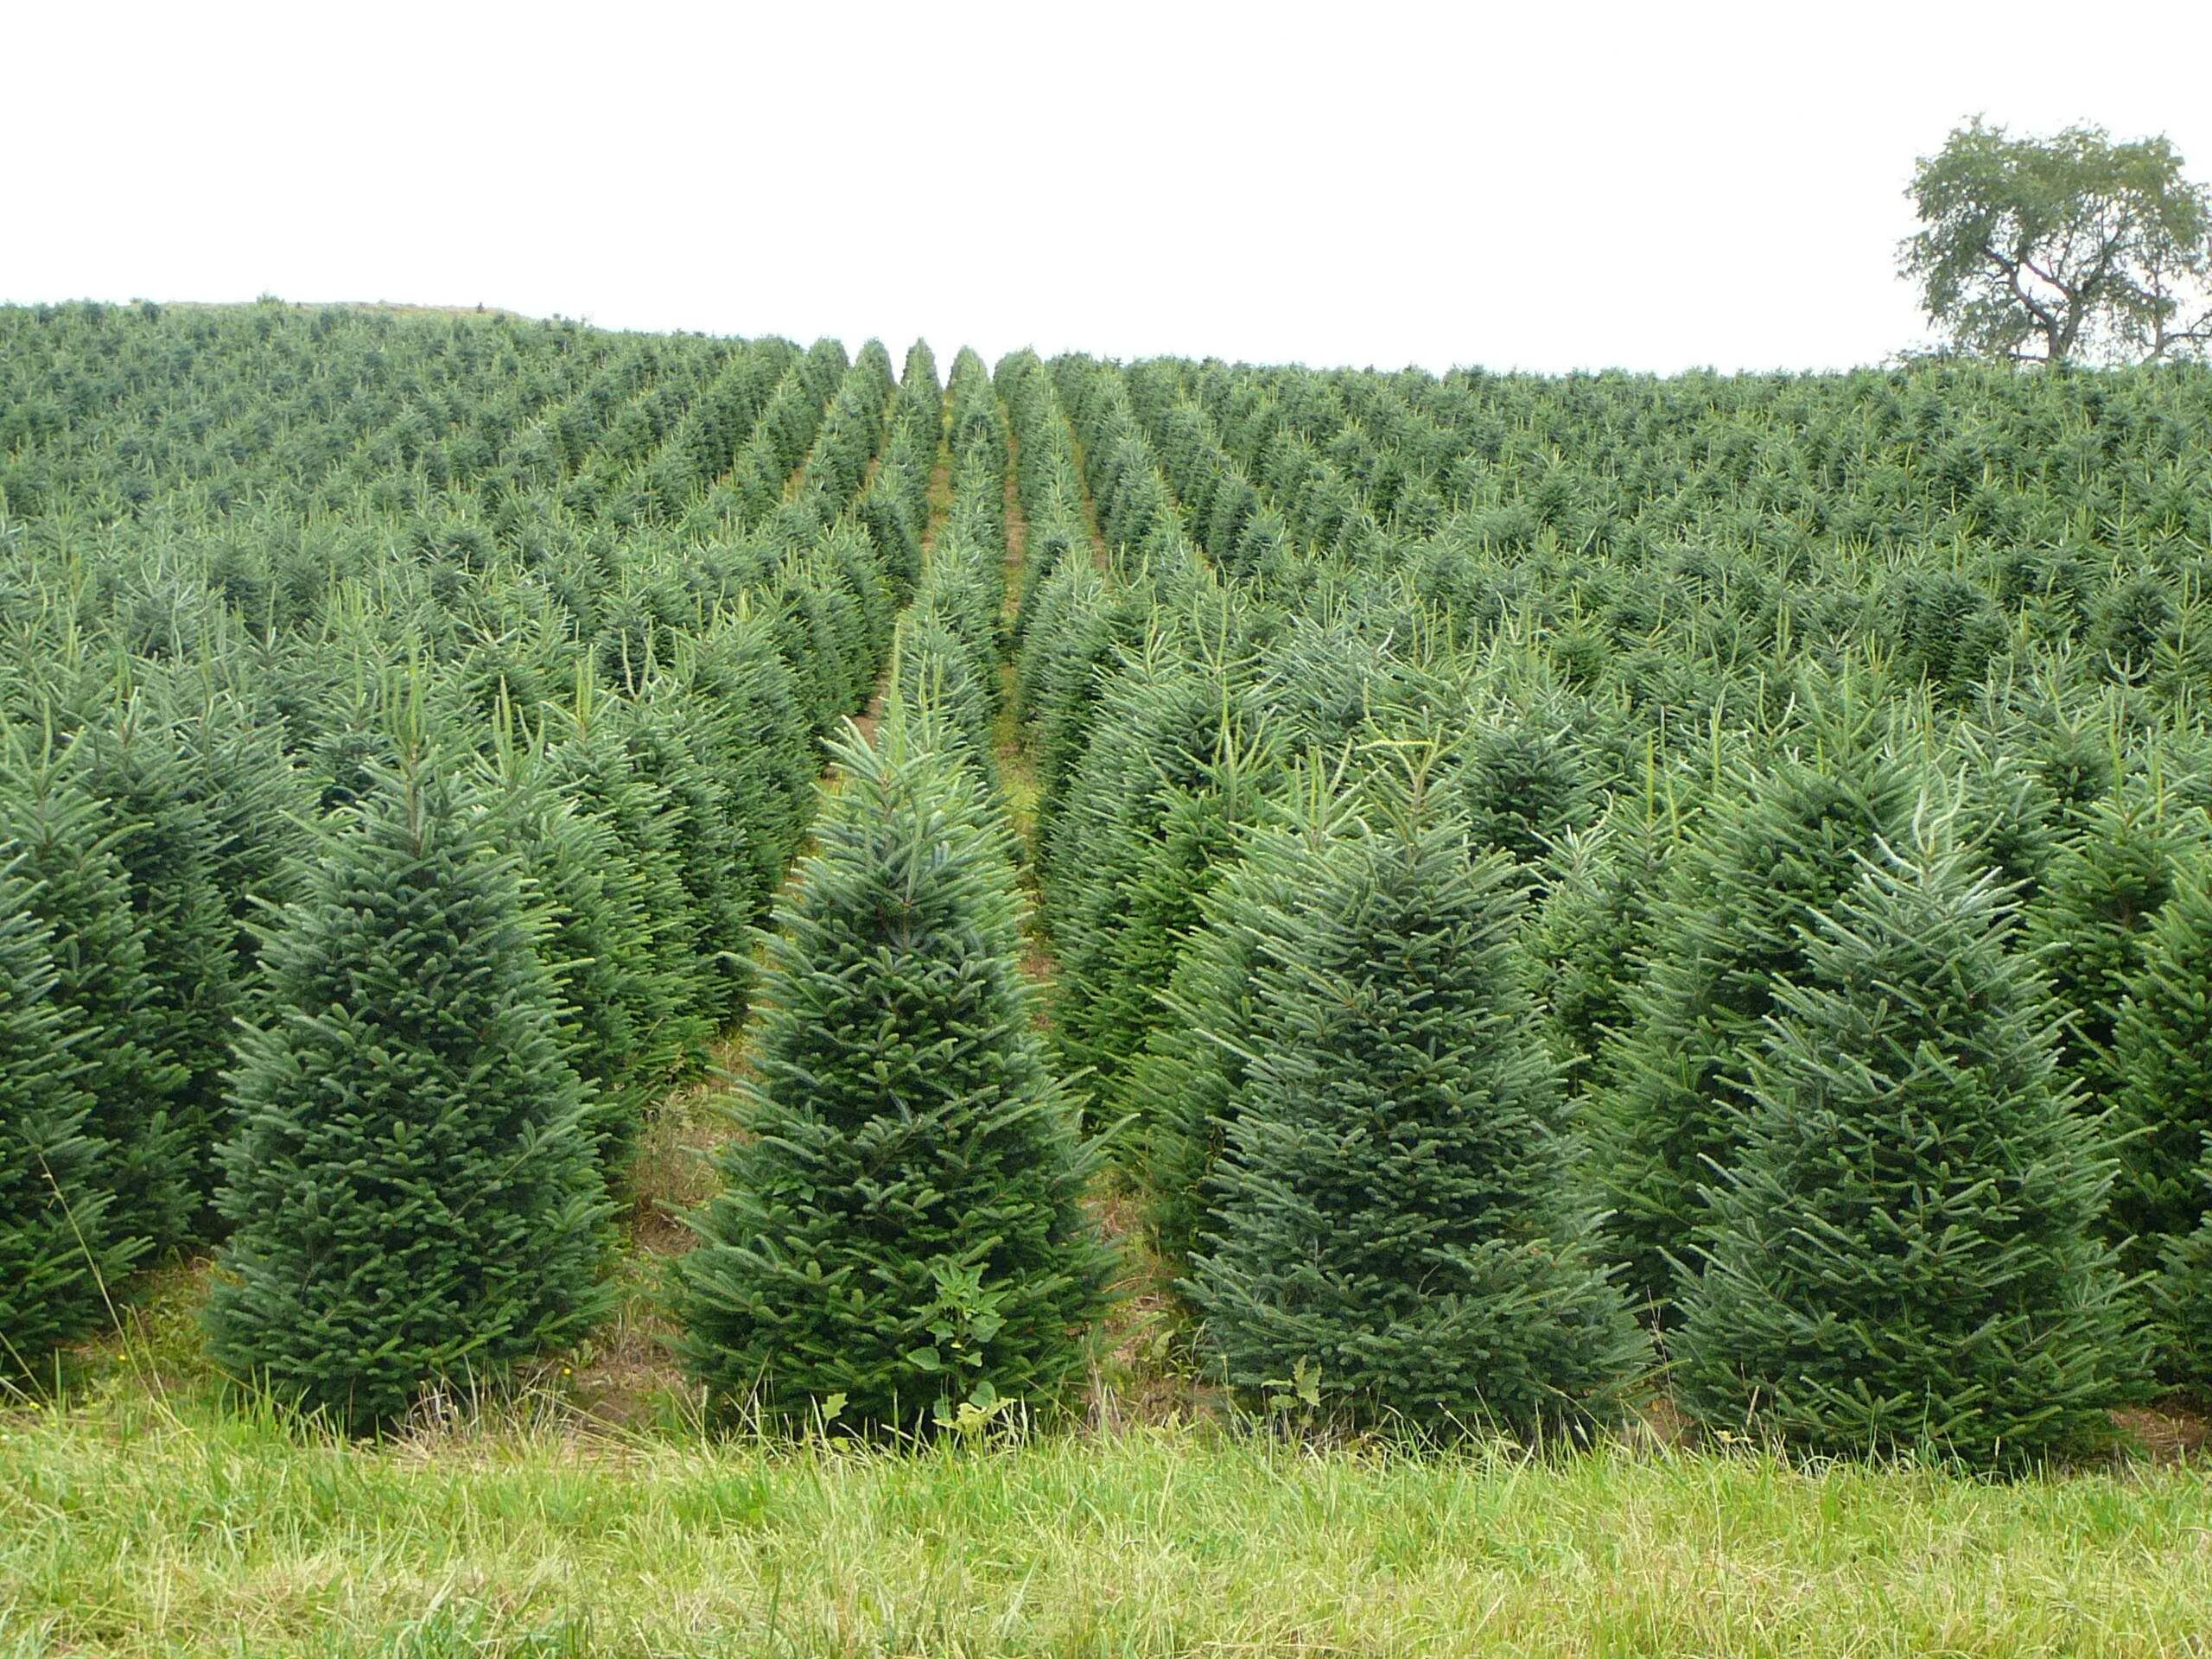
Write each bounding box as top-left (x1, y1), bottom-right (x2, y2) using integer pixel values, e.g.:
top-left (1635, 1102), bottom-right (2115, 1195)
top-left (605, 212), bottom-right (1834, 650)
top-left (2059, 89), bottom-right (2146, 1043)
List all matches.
top-left (7, 304), bottom-right (2212, 1472)
top-left (3, 316), bottom-right (945, 1421)
top-left (995, 342), bottom-right (2212, 1468)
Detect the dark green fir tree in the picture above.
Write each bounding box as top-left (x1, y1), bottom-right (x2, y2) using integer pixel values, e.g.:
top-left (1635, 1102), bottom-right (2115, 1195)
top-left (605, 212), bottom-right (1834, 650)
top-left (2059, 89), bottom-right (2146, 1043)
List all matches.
top-left (482, 727), bottom-right (687, 1179)
top-left (73, 699), bottom-right (243, 1231)
top-left (2024, 785), bottom-right (2185, 1124)
top-left (1593, 744), bottom-right (1917, 1318)
top-left (544, 690), bottom-right (715, 1069)
top-left (677, 713), bottom-right (1109, 1434)
top-left (1675, 839), bottom-right (2144, 1467)
top-left (1188, 786), bottom-right (1645, 1440)
top-left (0, 855), bottom-right (135, 1378)
top-left (2108, 863), bottom-right (2212, 1280)
top-left (206, 754), bottom-right (610, 1432)
top-left (1525, 807), bottom-right (1667, 1107)
top-left (0, 733), bottom-right (191, 1256)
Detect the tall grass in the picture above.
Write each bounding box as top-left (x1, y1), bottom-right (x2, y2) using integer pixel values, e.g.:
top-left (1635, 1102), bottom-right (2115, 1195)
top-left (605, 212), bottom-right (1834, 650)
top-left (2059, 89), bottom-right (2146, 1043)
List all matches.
top-left (2, 1382), bottom-right (2207, 1657)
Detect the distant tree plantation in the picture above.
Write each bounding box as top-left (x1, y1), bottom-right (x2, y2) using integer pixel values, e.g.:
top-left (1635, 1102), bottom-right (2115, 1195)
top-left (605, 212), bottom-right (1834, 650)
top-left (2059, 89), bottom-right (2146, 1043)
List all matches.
top-left (2, 298), bottom-right (2210, 1471)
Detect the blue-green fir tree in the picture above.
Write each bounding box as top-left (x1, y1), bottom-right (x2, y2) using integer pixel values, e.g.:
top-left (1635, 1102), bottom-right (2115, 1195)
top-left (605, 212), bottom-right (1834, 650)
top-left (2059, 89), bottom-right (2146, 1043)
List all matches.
top-left (206, 754), bottom-right (610, 1431)
top-left (677, 715), bottom-right (1109, 1434)
top-left (1675, 838), bottom-right (2144, 1467)
top-left (1189, 784), bottom-right (1645, 1440)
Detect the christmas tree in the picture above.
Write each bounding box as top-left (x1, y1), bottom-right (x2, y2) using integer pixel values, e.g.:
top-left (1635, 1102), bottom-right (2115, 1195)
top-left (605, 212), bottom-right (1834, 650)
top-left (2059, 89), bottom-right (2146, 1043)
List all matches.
top-left (0, 734), bottom-right (191, 1256)
top-left (1594, 744), bottom-right (1916, 1318)
top-left (1675, 838), bottom-right (2143, 1466)
top-left (677, 715), bottom-right (1109, 1433)
top-left (0, 855), bottom-right (135, 1377)
top-left (2109, 862), bottom-right (2212, 1281)
top-left (206, 754), bottom-right (609, 1431)
top-left (1189, 787), bottom-right (1644, 1439)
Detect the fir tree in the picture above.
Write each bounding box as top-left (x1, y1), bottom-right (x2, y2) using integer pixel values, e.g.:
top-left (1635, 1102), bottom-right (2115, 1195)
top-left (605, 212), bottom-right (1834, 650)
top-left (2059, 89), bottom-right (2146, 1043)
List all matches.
top-left (1098, 744), bottom-right (1281, 1142)
top-left (677, 715), bottom-right (1109, 1433)
top-left (1525, 809), bottom-right (1665, 1106)
top-left (893, 610), bottom-right (1002, 793)
top-left (613, 683), bottom-right (758, 1027)
top-left (1050, 654), bottom-right (1257, 1105)
top-left (0, 856), bottom-right (135, 1377)
top-left (483, 734), bottom-right (683, 1178)
top-left (0, 735), bottom-right (192, 1255)
top-left (1125, 787), bottom-right (1343, 1273)
top-left (73, 702), bottom-right (243, 1230)
top-left (2109, 865), bottom-right (2212, 1281)
top-left (1188, 791), bottom-right (1645, 1439)
top-left (1594, 745), bottom-right (1917, 1318)
top-left (2025, 787), bottom-right (2185, 1127)
top-left (545, 696), bottom-right (715, 1066)
top-left (686, 610), bottom-right (816, 906)
top-left (2158, 1208), bottom-right (2212, 1395)
top-left (206, 757), bottom-right (610, 1432)
top-left (1675, 840), bottom-right (2144, 1467)
top-left (168, 687), bottom-right (314, 989)
top-left (1449, 703), bottom-right (1597, 878)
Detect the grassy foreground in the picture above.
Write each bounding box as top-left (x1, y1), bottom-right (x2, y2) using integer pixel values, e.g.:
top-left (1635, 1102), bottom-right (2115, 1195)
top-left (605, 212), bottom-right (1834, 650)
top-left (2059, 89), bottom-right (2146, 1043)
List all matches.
top-left (3, 1387), bottom-right (2209, 1658)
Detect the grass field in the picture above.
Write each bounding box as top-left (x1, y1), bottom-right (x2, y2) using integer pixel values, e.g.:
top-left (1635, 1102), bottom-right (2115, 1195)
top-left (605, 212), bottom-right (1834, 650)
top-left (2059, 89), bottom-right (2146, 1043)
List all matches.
top-left (5, 1260), bottom-right (2209, 1659)
top-left (6, 1387), bottom-right (2212, 1657)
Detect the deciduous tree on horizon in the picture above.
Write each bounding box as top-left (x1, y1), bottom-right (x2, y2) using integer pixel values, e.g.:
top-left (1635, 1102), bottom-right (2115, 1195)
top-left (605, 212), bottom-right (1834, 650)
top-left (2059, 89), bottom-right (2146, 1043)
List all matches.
top-left (1903, 118), bottom-right (2212, 365)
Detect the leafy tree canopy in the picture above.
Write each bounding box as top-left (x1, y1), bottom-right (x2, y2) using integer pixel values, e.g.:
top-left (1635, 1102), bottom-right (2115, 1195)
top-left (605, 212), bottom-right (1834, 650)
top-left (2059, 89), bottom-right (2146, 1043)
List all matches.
top-left (1903, 118), bottom-right (2212, 365)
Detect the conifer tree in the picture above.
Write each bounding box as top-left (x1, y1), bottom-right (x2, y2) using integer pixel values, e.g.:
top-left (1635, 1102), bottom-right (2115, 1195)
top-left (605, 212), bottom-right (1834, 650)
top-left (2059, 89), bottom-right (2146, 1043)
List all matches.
top-left (1098, 745), bottom-right (1281, 1138)
top-left (2108, 864), bottom-right (2212, 1281)
top-left (0, 734), bottom-right (192, 1255)
top-left (483, 732), bottom-right (683, 1178)
top-left (206, 755), bottom-right (609, 1432)
top-left (168, 688), bottom-right (314, 990)
top-left (893, 611), bottom-right (1001, 792)
top-left (1127, 787), bottom-right (1344, 1273)
top-left (686, 610), bottom-right (816, 906)
top-left (0, 856), bottom-right (135, 1377)
top-left (73, 702), bottom-right (242, 1230)
top-left (1050, 654), bottom-right (1259, 1103)
top-left (2158, 1205), bottom-right (2212, 1393)
top-left (1675, 839), bottom-right (2143, 1466)
top-left (1594, 745), bottom-right (1917, 1317)
top-left (545, 696), bottom-right (715, 1065)
top-left (613, 686), bottom-right (758, 1027)
top-left (2025, 787), bottom-right (2185, 1126)
top-left (1188, 789), bottom-right (1645, 1439)
top-left (1525, 809), bottom-right (1666, 1105)
top-left (677, 715), bottom-right (1108, 1433)
top-left (1449, 703), bottom-right (1597, 878)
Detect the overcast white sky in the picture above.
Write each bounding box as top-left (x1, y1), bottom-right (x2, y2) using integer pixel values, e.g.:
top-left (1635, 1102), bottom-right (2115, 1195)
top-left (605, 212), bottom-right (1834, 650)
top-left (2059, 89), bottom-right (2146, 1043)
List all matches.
top-left (10, 0), bottom-right (2209, 374)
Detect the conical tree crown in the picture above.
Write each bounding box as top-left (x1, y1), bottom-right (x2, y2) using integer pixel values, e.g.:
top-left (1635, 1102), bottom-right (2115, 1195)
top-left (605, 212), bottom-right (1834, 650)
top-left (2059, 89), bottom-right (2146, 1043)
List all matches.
top-left (0, 736), bottom-right (190, 1255)
top-left (483, 741), bottom-right (683, 1178)
top-left (72, 702), bottom-right (242, 1233)
top-left (1675, 837), bottom-right (2144, 1467)
top-left (1526, 808), bottom-right (1666, 1107)
top-left (1188, 788), bottom-right (1645, 1439)
top-left (2026, 787), bottom-right (2188, 1122)
top-left (545, 703), bottom-right (714, 1061)
top-left (2109, 864), bottom-right (2212, 1322)
top-left (1595, 744), bottom-right (1918, 1315)
top-left (0, 855), bottom-right (133, 1377)
top-left (1129, 775), bottom-right (1348, 1271)
top-left (206, 756), bottom-right (609, 1432)
top-left (677, 715), bottom-right (1109, 1433)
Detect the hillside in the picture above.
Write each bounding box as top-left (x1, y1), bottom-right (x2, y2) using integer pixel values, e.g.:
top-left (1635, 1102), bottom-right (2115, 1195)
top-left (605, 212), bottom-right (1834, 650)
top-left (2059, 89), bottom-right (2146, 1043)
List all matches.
top-left (2, 300), bottom-right (2210, 1654)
